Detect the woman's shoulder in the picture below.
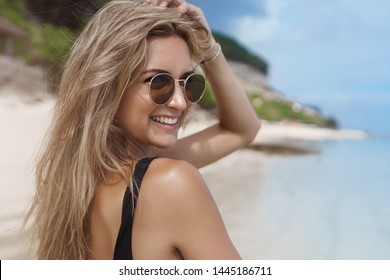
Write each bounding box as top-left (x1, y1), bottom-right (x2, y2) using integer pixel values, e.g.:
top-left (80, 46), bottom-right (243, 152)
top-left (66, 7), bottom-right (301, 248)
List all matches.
top-left (137, 157), bottom-right (214, 234)
top-left (147, 157), bottom-right (201, 179)
top-left (142, 157), bottom-right (207, 199)
top-left (135, 157), bottom-right (240, 259)
top-left (137, 157), bottom-right (215, 219)
top-left (139, 157), bottom-right (217, 232)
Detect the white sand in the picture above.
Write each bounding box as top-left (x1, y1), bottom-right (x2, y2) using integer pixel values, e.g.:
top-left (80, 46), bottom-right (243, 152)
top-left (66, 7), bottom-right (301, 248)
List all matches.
top-left (0, 92), bottom-right (367, 259)
top-left (0, 93), bottom-right (54, 259)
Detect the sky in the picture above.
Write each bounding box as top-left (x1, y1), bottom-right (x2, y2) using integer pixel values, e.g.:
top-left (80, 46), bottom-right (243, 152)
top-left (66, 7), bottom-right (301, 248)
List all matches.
top-left (190, 0), bottom-right (390, 133)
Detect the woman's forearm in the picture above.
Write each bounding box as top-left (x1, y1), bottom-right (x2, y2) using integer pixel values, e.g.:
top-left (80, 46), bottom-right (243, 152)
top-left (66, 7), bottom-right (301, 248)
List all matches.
top-left (201, 44), bottom-right (261, 145)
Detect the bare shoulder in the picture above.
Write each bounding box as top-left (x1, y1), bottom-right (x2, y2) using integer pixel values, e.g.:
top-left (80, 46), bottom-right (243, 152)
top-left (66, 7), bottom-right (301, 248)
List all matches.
top-left (148, 157), bottom-right (203, 181)
top-left (142, 157), bottom-right (209, 203)
top-left (132, 157), bottom-right (212, 259)
top-left (137, 157), bottom-right (240, 259)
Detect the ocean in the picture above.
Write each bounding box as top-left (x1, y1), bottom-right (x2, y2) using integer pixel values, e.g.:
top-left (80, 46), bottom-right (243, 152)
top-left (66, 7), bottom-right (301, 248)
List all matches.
top-left (244, 139), bottom-right (390, 259)
top-left (219, 135), bottom-right (390, 260)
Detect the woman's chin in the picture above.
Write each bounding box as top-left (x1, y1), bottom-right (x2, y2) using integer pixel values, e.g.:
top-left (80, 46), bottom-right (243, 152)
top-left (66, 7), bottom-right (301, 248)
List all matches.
top-left (151, 136), bottom-right (178, 150)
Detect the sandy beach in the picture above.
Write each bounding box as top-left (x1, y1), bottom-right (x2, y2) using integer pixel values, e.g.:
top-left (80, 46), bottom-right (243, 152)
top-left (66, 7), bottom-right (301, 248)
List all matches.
top-left (0, 88), bottom-right (368, 259)
top-left (0, 93), bottom-right (53, 259)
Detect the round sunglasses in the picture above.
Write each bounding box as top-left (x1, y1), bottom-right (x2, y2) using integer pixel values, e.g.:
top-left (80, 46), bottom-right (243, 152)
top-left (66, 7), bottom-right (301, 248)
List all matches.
top-left (144, 73), bottom-right (206, 106)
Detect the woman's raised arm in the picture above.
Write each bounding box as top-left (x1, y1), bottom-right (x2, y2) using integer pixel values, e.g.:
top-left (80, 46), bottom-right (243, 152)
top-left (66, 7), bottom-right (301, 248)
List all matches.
top-left (157, 1), bottom-right (261, 168)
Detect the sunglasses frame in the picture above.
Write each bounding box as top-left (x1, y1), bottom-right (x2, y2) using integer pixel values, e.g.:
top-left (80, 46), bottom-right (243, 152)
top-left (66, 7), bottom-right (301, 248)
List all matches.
top-left (144, 72), bottom-right (206, 106)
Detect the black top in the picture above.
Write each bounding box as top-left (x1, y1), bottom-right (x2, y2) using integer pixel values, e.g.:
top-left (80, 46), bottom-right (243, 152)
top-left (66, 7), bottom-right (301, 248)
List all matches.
top-left (113, 157), bottom-right (156, 260)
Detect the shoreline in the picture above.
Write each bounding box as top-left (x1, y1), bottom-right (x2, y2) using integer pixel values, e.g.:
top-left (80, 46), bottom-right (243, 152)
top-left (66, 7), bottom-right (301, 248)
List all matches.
top-left (183, 108), bottom-right (368, 155)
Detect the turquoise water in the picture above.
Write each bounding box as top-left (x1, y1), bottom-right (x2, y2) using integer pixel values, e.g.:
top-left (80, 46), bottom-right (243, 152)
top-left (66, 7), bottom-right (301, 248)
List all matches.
top-left (238, 94), bottom-right (390, 259)
top-left (250, 136), bottom-right (390, 259)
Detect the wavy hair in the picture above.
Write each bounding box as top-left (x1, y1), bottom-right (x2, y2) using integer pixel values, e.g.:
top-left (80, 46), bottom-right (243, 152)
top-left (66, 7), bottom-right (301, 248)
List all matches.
top-left (25, 0), bottom-right (211, 259)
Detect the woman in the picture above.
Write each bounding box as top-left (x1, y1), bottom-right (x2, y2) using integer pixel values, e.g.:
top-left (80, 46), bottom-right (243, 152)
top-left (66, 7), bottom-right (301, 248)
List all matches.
top-left (26, 0), bottom-right (260, 259)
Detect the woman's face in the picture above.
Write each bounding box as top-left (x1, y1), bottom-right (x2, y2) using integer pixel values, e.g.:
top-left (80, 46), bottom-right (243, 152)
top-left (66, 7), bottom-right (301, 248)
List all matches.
top-left (116, 35), bottom-right (193, 152)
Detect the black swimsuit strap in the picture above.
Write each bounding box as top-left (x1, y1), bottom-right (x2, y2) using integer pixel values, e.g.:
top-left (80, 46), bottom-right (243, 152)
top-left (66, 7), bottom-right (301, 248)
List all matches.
top-left (113, 157), bottom-right (157, 260)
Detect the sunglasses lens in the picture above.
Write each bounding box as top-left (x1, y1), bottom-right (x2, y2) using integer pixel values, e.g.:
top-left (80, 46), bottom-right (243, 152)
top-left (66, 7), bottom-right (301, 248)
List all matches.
top-left (150, 74), bottom-right (175, 105)
top-left (185, 74), bottom-right (206, 103)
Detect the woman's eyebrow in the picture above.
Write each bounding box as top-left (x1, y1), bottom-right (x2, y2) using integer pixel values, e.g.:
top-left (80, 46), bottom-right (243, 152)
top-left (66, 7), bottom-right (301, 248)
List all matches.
top-left (142, 68), bottom-right (169, 75)
top-left (181, 70), bottom-right (195, 77)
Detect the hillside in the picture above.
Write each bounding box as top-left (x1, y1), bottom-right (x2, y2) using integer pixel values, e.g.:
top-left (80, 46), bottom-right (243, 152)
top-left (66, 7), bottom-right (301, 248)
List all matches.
top-left (202, 33), bottom-right (337, 128)
top-left (213, 31), bottom-right (268, 75)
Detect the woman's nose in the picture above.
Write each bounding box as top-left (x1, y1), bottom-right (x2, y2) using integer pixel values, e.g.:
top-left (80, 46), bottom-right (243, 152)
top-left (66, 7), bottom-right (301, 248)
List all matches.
top-left (167, 84), bottom-right (188, 111)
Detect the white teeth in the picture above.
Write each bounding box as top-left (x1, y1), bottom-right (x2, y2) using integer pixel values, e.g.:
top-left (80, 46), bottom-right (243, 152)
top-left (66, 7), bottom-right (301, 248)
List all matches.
top-left (152, 116), bottom-right (178, 125)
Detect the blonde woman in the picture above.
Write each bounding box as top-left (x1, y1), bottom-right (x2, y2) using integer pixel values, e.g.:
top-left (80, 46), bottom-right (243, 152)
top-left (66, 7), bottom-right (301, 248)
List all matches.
top-left (26, 0), bottom-right (260, 260)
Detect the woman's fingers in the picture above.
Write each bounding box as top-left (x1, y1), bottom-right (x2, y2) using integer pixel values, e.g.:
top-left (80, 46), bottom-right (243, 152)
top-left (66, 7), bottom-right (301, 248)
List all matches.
top-left (142, 0), bottom-right (212, 34)
top-left (187, 4), bottom-right (210, 28)
top-left (144, 0), bottom-right (190, 12)
top-left (143, 0), bottom-right (167, 7)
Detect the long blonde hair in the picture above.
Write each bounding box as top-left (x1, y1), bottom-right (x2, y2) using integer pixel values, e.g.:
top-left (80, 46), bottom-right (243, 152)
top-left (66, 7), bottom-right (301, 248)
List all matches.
top-left (25, 0), bottom-right (211, 259)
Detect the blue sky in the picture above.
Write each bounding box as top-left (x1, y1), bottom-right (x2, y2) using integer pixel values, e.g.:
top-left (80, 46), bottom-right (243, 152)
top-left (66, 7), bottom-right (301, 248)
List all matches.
top-left (191, 0), bottom-right (390, 132)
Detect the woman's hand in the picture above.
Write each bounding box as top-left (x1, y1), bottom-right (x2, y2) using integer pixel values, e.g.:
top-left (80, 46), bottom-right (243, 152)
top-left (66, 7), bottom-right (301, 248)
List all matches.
top-left (143, 0), bottom-right (218, 56)
top-left (144, 0), bottom-right (210, 30)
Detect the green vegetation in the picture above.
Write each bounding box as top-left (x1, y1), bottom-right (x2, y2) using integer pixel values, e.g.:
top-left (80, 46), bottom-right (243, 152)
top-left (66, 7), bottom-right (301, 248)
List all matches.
top-left (31, 24), bottom-right (77, 66)
top-left (0, 0), bottom-right (77, 66)
top-left (248, 94), bottom-right (338, 128)
top-left (213, 31), bottom-right (268, 75)
top-left (0, 0), bottom-right (29, 58)
top-left (198, 87), bottom-right (337, 128)
top-left (0, 0), bottom-right (27, 29)
top-left (198, 82), bottom-right (215, 109)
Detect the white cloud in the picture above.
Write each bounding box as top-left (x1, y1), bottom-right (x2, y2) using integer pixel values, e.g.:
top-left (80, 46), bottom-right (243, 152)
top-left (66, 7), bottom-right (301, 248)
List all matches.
top-left (232, 15), bottom-right (279, 44)
top-left (230, 0), bottom-right (285, 46)
top-left (219, 0), bottom-right (390, 131)
top-left (229, 0), bottom-right (390, 99)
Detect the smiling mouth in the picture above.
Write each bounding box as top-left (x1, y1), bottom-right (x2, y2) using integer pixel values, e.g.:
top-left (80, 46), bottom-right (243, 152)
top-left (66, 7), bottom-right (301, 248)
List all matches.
top-left (151, 116), bottom-right (179, 125)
